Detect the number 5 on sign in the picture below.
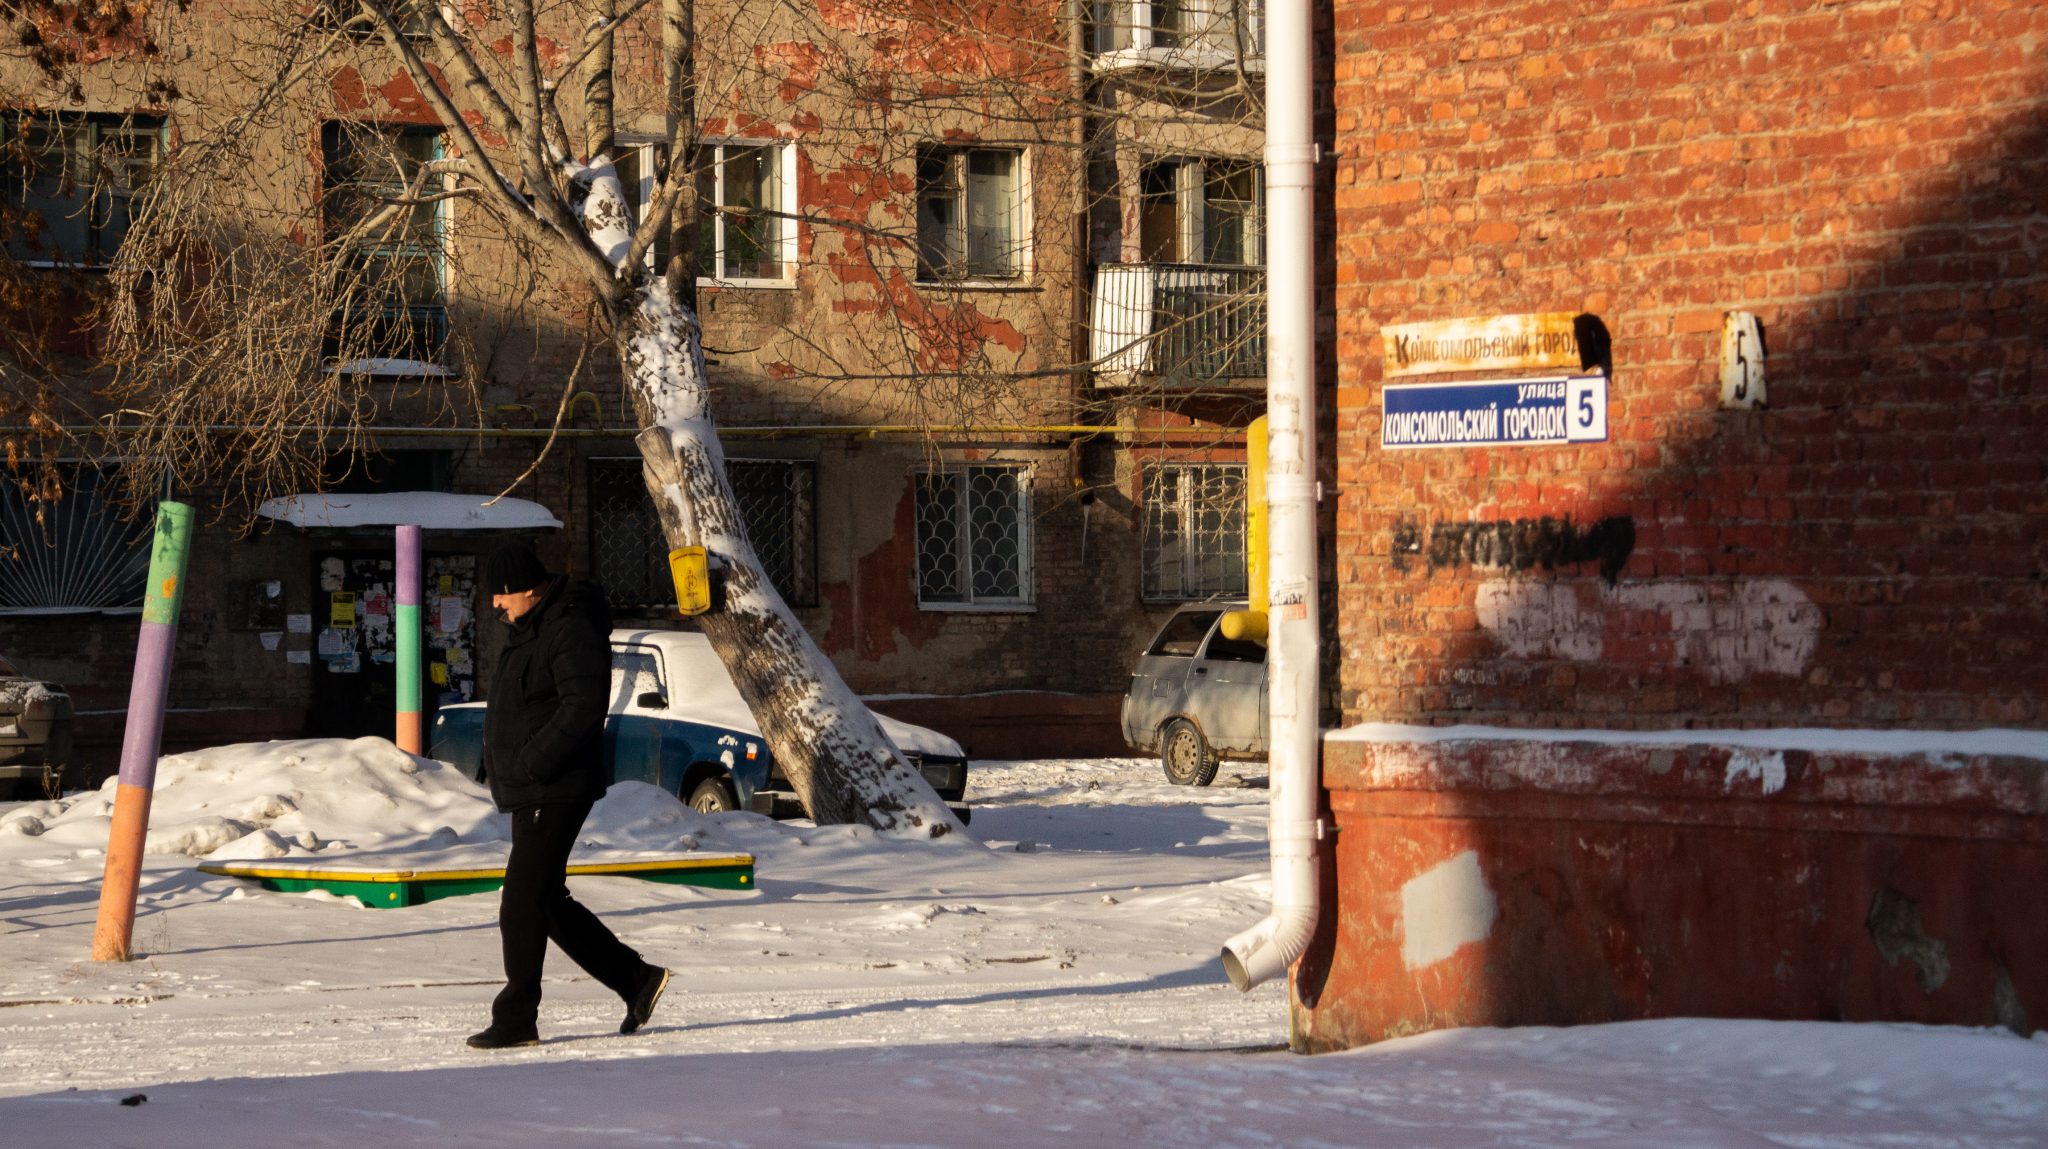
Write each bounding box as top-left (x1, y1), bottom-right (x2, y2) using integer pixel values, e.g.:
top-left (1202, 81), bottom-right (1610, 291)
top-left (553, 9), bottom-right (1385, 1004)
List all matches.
top-left (1566, 375), bottom-right (1608, 443)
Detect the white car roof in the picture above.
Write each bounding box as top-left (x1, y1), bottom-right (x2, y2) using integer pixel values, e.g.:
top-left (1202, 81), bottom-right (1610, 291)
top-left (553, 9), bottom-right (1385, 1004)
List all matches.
top-left (611, 628), bottom-right (964, 758)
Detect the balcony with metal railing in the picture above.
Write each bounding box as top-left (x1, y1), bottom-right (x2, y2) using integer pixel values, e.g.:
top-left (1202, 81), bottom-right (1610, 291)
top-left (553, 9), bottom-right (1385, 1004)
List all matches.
top-left (1091, 0), bottom-right (1265, 75)
top-left (1090, 263), bottom-right (1266, 387)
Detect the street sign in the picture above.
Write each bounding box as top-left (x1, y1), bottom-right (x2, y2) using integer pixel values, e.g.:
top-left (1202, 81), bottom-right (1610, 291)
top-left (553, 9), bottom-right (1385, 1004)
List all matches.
top-left (1381, 374), bottom-right (1608, 450)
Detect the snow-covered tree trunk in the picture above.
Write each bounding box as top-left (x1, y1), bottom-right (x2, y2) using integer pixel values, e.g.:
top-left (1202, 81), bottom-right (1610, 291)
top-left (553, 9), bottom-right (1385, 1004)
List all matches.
top-left (617, 283), bottom-right (965, 838)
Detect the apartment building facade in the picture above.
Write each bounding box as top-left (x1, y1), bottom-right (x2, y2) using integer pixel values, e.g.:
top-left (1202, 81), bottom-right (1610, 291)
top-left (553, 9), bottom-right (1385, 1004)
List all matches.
top-left (0, 0), bottom-right (1272, 776)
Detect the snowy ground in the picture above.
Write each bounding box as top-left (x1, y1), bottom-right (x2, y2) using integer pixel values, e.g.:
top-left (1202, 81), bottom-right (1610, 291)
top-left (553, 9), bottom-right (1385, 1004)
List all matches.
top-left (0, 740), bottom-right (2041, 1147)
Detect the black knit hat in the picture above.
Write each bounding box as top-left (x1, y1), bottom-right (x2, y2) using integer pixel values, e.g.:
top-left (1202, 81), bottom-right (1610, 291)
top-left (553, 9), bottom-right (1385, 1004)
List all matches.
top-left (484, 541), bottom-right (550, 595)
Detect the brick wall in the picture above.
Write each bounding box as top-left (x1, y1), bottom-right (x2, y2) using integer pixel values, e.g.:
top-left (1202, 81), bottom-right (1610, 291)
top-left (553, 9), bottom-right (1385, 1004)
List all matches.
top-left (1330, 1), bottom-right (2048, 729)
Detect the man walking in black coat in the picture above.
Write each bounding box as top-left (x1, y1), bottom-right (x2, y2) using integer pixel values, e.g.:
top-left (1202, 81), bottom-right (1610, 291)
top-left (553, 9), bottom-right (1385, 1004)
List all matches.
top-left (467, 541), bottom-right (670, 1050)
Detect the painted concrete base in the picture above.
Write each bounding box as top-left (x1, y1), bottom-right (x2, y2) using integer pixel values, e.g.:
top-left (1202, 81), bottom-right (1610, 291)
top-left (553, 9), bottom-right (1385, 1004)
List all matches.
top-left (1290, 737), bottom-right (2046, 1053)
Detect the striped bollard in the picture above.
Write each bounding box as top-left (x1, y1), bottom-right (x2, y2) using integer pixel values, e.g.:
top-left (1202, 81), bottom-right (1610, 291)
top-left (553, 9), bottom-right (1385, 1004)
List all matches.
top-left (92, 501), bottom-right (195, 962)
top-left (394, 525), bottom-right (424, 754)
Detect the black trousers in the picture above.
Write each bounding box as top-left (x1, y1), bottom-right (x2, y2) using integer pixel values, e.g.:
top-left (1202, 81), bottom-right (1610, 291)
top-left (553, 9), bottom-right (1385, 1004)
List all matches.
top-left (492, 800), bottom-right (647, 1030)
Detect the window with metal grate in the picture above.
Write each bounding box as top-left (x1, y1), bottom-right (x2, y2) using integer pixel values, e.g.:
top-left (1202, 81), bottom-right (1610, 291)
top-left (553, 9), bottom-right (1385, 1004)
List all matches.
top-left (1140, 462), bottom-right (1247, 601)
top-left (0, 466), bottom-right (150, 614)
top-left (588, 457), bottom-right (817, 610)
top-left (914, 465), bottom-right (1032, 607)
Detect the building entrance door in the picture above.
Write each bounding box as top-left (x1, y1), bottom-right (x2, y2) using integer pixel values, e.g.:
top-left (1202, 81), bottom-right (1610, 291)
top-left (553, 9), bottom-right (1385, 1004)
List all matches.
top-left (305, 551), bottom-right (478, 740)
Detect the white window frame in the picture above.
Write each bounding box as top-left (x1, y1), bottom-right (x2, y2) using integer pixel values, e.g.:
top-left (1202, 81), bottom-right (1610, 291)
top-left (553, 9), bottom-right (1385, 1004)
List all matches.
top-left (916, 145), bottom-right (1031, 284)
top-left (699, 139), bottom-right (798, 286)
top-left (913, 464), bottom-right (1035, 610)
top-left (614, 137), bottom-right (798, 286)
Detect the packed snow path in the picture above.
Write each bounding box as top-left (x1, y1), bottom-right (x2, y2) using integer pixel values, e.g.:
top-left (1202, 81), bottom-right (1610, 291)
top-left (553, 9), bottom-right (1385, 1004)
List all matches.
top-left (1, 745), bottom-right (2042, 1147)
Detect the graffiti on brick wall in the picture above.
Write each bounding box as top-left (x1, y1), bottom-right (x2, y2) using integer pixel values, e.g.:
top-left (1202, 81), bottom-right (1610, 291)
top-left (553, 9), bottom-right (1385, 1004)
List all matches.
top-left (1475, 578), bottom-right (1822, 683)
top-left (1392, 515), bottom-right (1636, 583)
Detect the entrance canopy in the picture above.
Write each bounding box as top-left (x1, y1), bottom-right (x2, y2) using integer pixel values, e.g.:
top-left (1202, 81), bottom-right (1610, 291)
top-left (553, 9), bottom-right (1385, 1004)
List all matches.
top-left (254, 492), bottom-right (563, 531)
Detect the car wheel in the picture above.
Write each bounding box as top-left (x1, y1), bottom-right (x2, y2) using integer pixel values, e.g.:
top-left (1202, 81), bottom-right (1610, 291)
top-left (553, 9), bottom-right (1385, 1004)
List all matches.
top-left (688, 777), bottom-right (739, 814)
top-left (0, 778), bottom-right (18, 803)
top-left (1160, 719), bottom-right (1219, 787)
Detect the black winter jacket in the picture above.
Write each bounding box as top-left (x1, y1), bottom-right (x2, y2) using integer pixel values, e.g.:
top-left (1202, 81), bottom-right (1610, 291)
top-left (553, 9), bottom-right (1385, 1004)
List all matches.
top-left (480, 576), bottom-right (613, 810)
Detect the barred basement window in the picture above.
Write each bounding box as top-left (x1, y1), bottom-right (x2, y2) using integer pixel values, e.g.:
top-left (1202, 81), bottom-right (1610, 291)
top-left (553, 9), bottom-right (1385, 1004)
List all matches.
top-left (1141, 462), bottom-right (1247, 600)
top-left (0, 466), bottom-right (150, 614)
top-left (588, 457), bottom-right (817, 610)
top-left (915, 465), bottom-right (1032, 607)
top-left (725, 459), bottom-right (817, 606)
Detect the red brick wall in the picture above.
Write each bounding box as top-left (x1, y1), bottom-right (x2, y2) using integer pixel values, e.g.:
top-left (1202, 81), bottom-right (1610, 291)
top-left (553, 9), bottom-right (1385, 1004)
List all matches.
top-left (1330, 1), bottom-right (2048, 729)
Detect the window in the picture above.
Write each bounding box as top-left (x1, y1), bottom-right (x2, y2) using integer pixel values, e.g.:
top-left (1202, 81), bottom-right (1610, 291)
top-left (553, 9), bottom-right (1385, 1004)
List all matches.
top-left (588, 457), bottom-right (817, 610)
top-left (1, 112), bottom-right (162, 266)
top-left (1092, 0), bottom-right (1263, 55)
top-left (726, 459), bottom-right (816, 606)
top-left (1139, 157), bottom-right (1262, 265)
top-left (614, 141), bottom-right (673, 272)
top-left (319, 0), bottom-right (436, 36)
top-left (608, 645), bottom-right (666, 710)
top-left (1141, 462), bottom-right (1247, 600)
top-left (914, 465), bottom-right (1031, 607)
top-left (617, 140), bottom-right (796, 282)
top-left (917, 146), bottom-right (1023, 281)
top-left (697, 141), bottom-right (794, 282)
top-left (1147, 609), bottom-right (1221, 656)
top-left (322, 122), bottom-right (447, 368)
top-left (0, 465), bottom-right (150, 614)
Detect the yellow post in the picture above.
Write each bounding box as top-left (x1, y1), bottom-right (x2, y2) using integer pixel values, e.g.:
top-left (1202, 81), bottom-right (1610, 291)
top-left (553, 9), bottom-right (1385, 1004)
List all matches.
top-left (1220, 416), bottom-right (1269, 643)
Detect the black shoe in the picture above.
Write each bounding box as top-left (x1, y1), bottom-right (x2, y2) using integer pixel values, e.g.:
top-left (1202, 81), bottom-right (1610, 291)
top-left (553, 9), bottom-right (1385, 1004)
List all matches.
top-left (466, 1025), bottom-right (540, 1050)
top-left (620, 966), bottom-right (671, 1035)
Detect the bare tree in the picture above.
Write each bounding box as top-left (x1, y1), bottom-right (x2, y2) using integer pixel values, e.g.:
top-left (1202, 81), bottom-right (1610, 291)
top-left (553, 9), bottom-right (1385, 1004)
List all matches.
top-left (89, 0), bottom-right (966, 837)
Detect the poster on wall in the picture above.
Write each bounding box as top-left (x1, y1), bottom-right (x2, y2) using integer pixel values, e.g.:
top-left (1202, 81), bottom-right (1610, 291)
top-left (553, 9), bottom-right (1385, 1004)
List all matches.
top-left (307, 552), bottom-right (480, 738)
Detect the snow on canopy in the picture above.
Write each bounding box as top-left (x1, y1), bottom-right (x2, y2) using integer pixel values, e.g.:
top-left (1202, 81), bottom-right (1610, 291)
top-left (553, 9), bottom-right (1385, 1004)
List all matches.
top-left (254, 492), bottom-right (563, 530)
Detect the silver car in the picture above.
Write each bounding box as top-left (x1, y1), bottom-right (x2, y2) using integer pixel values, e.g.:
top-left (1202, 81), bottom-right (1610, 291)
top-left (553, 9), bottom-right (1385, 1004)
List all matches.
top-left (1120, 602), bottom-right (1268, 786)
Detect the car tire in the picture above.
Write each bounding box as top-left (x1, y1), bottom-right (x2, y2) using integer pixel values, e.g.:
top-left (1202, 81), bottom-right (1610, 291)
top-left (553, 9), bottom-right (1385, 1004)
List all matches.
top-left (688, 777), bottom-right (739, 814)
top-left (1160, 718), bottom-right (1219, 787)
top-left (0, 777), bottom-right (18, 803)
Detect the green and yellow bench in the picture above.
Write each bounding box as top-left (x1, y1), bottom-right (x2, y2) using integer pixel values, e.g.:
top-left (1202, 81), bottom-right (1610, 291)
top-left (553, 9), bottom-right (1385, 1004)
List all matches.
top-left (199, 853), bottom-right (755, 908)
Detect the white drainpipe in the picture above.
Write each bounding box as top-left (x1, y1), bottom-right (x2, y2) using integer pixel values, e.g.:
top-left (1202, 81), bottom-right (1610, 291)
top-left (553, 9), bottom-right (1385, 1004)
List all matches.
top-left (1221, 0), bottom-right (1322, 993)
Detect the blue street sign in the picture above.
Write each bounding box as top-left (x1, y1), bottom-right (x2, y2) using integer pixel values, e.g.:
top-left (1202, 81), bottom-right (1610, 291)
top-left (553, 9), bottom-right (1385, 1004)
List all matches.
top-left (1381, 374), bottom-right (1608, 450)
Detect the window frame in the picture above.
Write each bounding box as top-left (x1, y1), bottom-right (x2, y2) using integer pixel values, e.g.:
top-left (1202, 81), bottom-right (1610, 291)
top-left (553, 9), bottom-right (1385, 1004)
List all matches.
top-left (320, 120), bottom-right (450, 373)
top-left (696, 139), bottom-right (798, 287)
top-left (1140, 460), bottom-right (1249, 602)
top-left (915, 144), bottom-right (1029, 284)
top-left (1138, 155), bottom-right (1263, 267)
top-left (1, 111), bottom-right (167, 269)
top-left (913, 463), bottom-right (1035, 611)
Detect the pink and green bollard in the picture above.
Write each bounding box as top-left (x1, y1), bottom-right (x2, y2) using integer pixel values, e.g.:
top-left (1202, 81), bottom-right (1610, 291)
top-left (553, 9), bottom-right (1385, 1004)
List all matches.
top-left (92, 501), bottom-right (195, 962)
top-left (394, 525), bottom-right (423, 755)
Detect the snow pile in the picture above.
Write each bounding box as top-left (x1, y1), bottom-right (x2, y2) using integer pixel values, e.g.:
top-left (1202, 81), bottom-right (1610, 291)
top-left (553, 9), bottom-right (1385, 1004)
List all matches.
top-left (0, 738), bottom-right (504, 863)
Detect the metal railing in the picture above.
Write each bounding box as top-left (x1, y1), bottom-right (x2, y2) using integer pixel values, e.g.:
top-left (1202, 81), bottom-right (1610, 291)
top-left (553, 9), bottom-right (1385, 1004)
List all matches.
top-left (1090, 263), bottom-right (1266, 385)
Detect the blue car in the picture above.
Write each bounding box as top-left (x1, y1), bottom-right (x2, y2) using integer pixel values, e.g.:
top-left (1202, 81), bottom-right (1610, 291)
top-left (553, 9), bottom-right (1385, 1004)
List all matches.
top-left (431, 629), bottom-right (970, 819)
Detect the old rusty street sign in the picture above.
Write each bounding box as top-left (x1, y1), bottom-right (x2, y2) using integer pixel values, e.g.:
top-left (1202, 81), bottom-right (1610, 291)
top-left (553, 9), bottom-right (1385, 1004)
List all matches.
top-left (1381, 313), bottom-right (1582, 378)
